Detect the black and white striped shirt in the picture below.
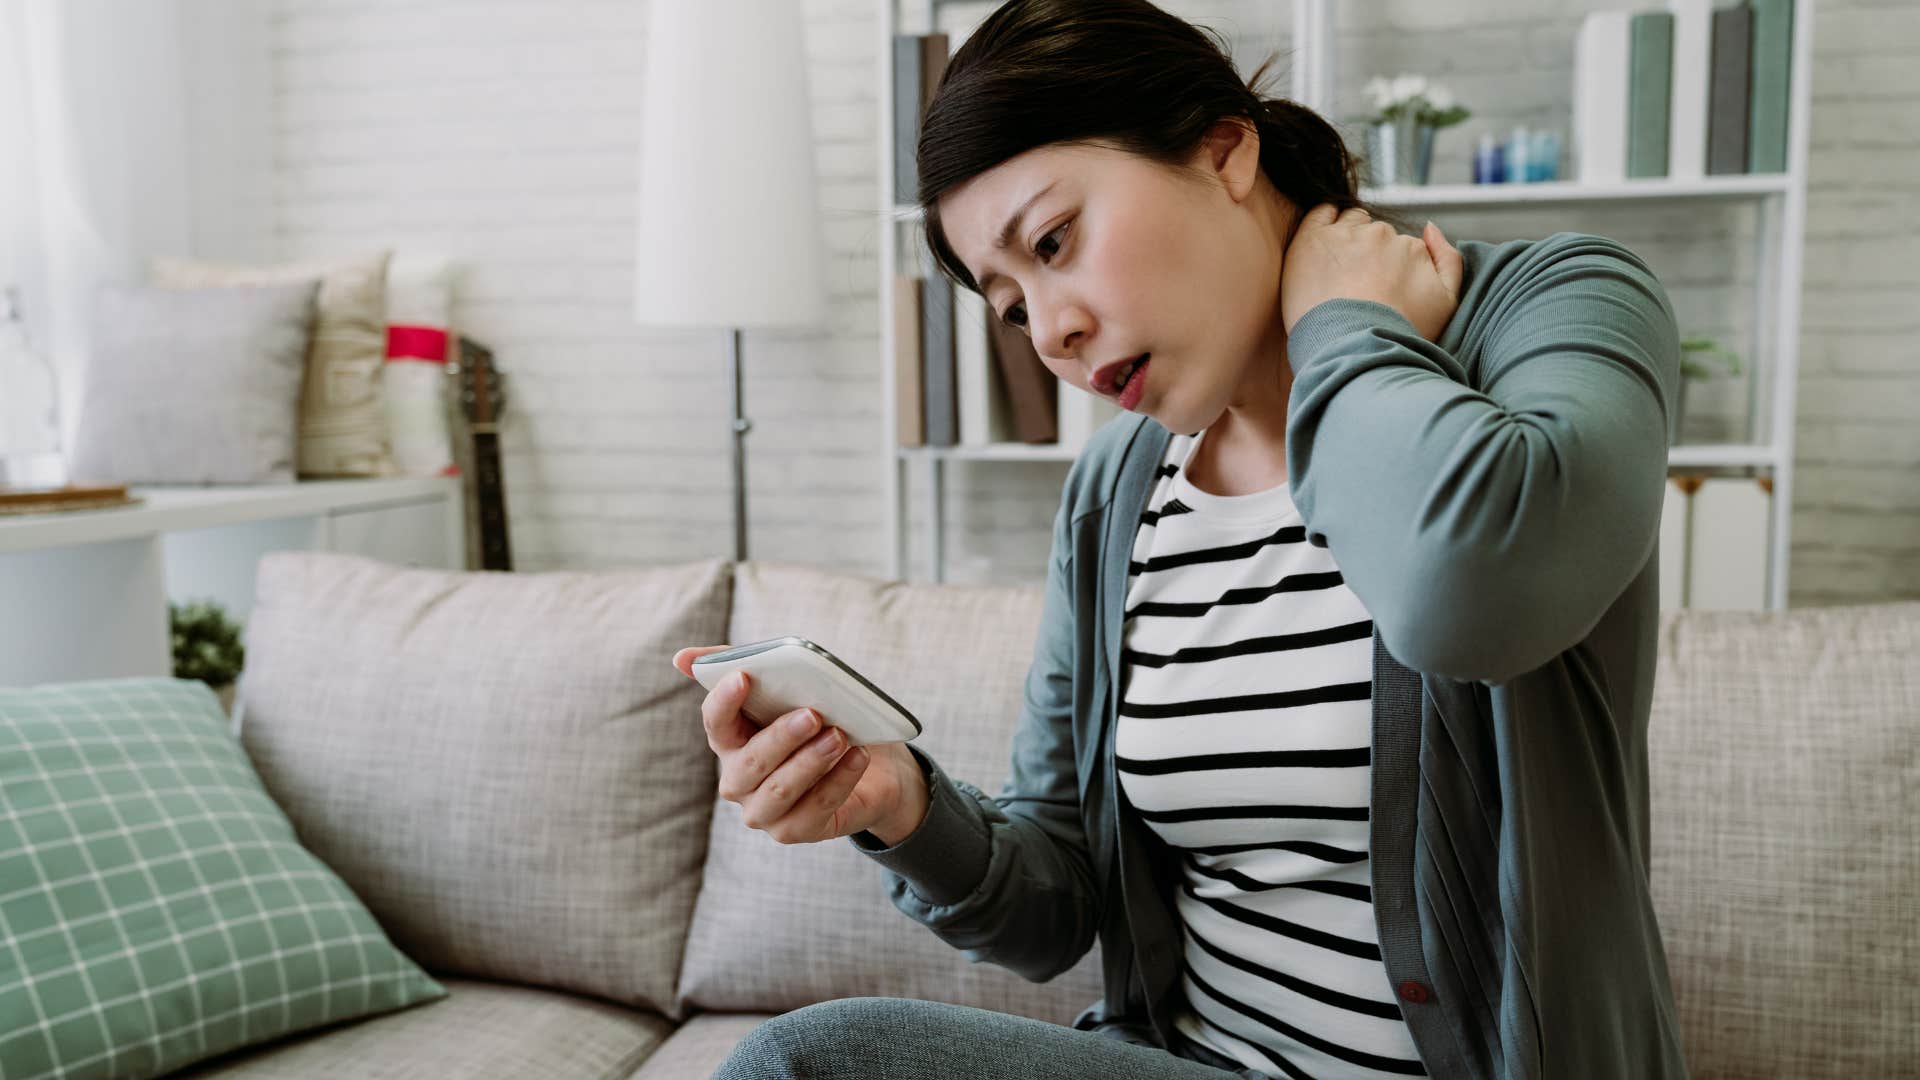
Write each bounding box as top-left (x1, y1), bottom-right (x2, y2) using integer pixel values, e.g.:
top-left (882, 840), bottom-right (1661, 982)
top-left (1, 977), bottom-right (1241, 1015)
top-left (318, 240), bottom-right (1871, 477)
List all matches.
top-left (1116, 426), bottom-right (1426, 1080)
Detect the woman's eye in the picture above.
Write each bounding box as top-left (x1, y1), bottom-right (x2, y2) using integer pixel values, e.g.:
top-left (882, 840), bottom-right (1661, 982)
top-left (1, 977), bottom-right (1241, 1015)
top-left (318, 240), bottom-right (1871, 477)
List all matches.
top-left (1034, 220), bottom-right (1069, 262)
top-left (1000, 221), bottom-right (1071, 330)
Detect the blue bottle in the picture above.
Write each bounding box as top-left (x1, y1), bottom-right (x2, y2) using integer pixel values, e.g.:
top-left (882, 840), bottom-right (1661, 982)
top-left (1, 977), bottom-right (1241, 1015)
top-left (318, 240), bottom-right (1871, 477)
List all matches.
top-left (1505, 126), bottom-right (1532, 184)
top-left (1473, 131), bottom-right (1505, 184)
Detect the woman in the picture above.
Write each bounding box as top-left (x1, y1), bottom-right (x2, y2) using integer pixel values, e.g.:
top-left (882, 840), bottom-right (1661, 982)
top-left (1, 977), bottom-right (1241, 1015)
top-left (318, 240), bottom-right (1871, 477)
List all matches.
top-left (675, 1), bottom-right (1688, 1076)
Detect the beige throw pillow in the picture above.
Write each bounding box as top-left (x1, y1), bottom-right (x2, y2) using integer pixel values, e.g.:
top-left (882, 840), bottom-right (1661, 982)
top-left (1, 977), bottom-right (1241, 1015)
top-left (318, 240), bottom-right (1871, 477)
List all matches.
top-left (235, 551), bottom-right (732, 1017)
top-left (674, 561), bottom-right (1106, 1023)
top-left (151, 251), bottom-right (397, 477)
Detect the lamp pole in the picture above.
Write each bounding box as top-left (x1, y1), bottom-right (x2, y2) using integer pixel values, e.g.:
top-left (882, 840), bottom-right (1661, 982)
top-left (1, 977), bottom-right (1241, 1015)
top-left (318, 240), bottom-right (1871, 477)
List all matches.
top-left (728, 328), bottom-right (750, 562)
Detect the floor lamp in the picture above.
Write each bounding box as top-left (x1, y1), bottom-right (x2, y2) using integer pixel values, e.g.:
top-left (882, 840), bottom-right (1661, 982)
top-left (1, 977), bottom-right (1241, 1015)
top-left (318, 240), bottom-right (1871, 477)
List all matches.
top-left (633, 0), bottom-right (829, 563)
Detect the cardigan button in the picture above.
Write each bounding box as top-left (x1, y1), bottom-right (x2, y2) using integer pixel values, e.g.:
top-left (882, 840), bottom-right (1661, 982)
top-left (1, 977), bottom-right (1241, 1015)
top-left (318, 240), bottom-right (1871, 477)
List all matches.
top-left (1397, 980), bottom-right (1431, 1004)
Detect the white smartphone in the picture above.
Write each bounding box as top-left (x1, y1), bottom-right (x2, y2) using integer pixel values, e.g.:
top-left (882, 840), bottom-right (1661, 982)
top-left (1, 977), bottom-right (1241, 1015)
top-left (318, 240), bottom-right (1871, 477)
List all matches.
top-left (690, 636), bottom-right (922, 746)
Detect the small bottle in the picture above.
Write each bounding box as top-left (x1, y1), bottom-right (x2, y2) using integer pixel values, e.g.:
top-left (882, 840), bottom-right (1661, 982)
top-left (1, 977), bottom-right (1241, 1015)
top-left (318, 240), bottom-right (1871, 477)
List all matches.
top-left (1505, 125), bottom-right (1532, 184)
top-left (1530, 129), bottom-right (1562, 181)
top-left (1473, 131), bottom-right (1505, 184)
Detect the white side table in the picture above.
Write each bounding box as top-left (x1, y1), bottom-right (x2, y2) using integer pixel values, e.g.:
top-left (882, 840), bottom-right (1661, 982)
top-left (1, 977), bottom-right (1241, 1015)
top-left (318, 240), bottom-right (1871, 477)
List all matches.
top-left (0, 476), bottom-right (465, 687)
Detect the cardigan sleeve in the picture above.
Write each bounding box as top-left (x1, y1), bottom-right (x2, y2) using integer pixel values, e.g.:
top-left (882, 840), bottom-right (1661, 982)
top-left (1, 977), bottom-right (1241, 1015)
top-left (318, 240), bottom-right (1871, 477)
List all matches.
top-left (1282, 232), bottom-right (1680, 685)
top-left (846, 484), bottom-right (1101, 983)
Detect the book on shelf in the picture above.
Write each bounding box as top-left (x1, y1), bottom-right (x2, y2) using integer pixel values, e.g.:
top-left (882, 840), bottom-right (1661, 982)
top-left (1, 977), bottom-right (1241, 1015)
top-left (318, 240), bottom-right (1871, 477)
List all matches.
top-left (921, 270), bottom-right (959, 446)
top-left (1745, 0), bottom-right (1795, 173)
top-left (1574, 11), bottom-right (1630, 183)
top-left (0, 483), bottom-right (141, 516)
top-left (1575, 0), bottom-right (1793, 183)
top-left (1708, 3), bottom-right (1754, 174)
top-left (1665, 0), bottom-right (1713, 181)
top-left (954, 288), bottom-right (1017, 445)
top-left (987, 314), bottom-right (1057, 444)
top-left (1627, 11), bottom-right (1674, 178)
top-left (893, 274), bottom-right (925, 447)
top-left (891, 33), bottom-right (949, 203)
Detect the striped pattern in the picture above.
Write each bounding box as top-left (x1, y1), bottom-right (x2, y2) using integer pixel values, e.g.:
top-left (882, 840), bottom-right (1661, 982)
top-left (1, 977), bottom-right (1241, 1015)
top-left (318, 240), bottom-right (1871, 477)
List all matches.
top-left (1116, 429), bottom-right (1426, 1080)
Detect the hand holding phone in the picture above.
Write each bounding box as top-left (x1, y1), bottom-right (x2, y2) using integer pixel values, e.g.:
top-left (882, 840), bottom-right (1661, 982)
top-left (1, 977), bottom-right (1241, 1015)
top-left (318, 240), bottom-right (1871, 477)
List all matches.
top-left (672, 641), bottom-right (931, 847)
top-left (688, 636), bottom-right (920, 747)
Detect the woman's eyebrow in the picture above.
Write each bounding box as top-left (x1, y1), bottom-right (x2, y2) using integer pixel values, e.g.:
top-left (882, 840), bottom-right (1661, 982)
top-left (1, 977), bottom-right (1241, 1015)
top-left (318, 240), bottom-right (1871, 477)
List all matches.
top-left (976, 180), bottom-right (1057, 293)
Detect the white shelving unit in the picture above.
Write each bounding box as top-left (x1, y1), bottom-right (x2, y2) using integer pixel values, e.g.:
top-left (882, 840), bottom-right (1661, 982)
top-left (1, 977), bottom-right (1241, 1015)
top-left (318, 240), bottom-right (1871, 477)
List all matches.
top-left (878, 0), bottom-right (1811, 610)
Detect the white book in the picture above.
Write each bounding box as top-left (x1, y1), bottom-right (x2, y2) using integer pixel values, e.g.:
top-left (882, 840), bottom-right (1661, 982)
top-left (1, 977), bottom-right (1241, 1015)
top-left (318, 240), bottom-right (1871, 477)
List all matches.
top-left (1688, 477), bottom-right (1771, 610)
top-left (1659, 477), bottom-right (1692, 610)
top-left (1574, 11), bottom-right (1630, 184)
top-left (1664, 0), bottom-right (1714, 182)
top-left (954, 288), bottom-right (1014, 446)
top-left (1057, 390), bottom-right (1122, 456)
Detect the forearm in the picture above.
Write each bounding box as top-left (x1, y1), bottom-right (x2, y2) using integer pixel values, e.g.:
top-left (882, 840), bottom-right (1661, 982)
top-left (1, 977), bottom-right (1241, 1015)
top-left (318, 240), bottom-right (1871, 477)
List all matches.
top-left (1283, 248), bottom-right (1677, 685)
top-left (848, 743), bottom-right (1100, 983)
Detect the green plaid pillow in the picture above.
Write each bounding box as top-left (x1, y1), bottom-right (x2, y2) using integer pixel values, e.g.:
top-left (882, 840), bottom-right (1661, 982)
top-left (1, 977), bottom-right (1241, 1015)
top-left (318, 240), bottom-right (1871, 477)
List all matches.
top-left (0, 677), bottom-right (447, 1079)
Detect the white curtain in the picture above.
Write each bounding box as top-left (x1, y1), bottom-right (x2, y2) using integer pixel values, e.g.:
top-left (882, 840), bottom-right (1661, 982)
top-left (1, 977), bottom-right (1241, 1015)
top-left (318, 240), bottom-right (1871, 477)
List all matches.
top-left (0, 0), bottom-right (271, 481)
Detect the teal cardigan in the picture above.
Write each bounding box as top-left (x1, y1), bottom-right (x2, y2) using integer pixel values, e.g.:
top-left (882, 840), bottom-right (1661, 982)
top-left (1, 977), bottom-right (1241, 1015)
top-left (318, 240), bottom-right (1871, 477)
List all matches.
top-left (852, 231), bottom-right (1692, 1078)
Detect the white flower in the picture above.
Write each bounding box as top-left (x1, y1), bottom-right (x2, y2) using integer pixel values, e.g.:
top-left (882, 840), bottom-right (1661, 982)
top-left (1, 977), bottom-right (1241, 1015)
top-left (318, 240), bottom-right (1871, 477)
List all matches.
top-left (1426, 84), bottom-right (1454, 111)
top-left (1364, 76), bottom-right (1391, 110)
top-left (1390, 74), bottom-right (1427, 104)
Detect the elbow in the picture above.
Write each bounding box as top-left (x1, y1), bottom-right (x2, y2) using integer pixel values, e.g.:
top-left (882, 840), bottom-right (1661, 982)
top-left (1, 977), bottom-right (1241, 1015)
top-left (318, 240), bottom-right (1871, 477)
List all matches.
top-left (1383, 546), bottom-right (1601, 685)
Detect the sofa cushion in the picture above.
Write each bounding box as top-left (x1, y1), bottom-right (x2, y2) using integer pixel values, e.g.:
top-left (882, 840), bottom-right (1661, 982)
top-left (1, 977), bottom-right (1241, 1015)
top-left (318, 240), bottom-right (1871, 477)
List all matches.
top-left (235, 552), bottom-right (731, 1017)
top-left (0, 677), bottom-right (446, 1080)
top-left (1648, 601), bottom-right (1919, 1077)
top-left (675, 561), bottom-right (1105, 1022)
top-left (625, 1013), bottom-right (774, 1080)
top-left (172, 977), bottom-right (673, 1079)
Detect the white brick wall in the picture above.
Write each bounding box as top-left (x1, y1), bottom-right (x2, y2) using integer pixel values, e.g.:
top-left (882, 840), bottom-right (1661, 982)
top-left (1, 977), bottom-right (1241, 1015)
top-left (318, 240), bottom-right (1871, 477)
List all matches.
top-left (270, 0), bottom-right (1917, 604)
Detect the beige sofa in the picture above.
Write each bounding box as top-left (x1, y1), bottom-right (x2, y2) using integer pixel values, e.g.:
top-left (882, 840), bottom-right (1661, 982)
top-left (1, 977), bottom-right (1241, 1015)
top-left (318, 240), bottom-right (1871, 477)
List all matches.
top-left (167, 551), bottom-right (1915, 1079)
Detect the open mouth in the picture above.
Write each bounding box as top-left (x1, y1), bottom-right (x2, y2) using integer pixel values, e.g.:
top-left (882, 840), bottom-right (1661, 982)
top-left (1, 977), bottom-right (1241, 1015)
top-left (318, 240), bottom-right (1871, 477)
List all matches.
top-left (1113, 353), bottom-right (1147, 395)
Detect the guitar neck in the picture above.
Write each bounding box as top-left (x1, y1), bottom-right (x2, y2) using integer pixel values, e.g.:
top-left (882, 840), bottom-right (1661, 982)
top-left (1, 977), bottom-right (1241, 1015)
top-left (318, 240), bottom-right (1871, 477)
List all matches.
top-left (471, 428), bottom-right (512, 571)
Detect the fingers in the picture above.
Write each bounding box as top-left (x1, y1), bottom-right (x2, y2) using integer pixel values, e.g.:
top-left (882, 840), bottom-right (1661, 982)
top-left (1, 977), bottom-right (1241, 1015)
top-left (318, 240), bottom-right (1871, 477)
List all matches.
top-left (738, 720), bottom-right (858, 835)
top-left (700, 667), bottom-right (759, 754)
top-left (1422, 221), bottom-right (1465, 298)
top-left (672, 644), bottom-right (732, 680)
top-left (1305, 202), bottom-right (1342, 226)
top-left (684, 641), bottom-right (872, 843)
top-left (798, 743), bottom-right (874, 838)
top-left (716, 697), bottom-right (816, 800)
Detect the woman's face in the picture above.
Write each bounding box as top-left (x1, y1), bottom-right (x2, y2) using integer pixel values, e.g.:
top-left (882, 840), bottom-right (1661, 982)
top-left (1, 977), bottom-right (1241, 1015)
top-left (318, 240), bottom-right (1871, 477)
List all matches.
top-left (936, 124), bottom-right (1296, 436)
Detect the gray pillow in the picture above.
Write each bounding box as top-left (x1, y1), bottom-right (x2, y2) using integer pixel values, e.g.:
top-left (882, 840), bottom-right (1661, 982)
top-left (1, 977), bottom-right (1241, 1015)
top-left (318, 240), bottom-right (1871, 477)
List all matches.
top-left (68, 280), bottom-right (318, 485)
top-left (235, 550), bottom-right (733, 1018)
top-left (674, 561), bottom-right (1106, 1023)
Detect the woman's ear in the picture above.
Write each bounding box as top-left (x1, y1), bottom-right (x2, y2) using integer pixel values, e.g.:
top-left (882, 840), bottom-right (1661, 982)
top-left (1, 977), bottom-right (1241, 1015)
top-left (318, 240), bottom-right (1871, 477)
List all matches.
top-left (1191, 118), bottom-right (1261, 202)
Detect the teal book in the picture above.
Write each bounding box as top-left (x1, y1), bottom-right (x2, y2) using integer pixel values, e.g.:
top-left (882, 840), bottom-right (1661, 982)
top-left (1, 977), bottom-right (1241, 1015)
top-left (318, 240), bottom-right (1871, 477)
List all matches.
top-left (1627, 11), bottom-right (1675, 178)
top-left (892, 35), bottom-right (922, 201)
top-left (1747, 0), bottom-right (1795, 173)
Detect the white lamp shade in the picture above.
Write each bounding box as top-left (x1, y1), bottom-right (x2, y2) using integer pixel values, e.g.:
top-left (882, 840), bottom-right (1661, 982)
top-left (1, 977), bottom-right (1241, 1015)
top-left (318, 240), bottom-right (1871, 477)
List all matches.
top-left (634, 0), bottom-right (829, 330)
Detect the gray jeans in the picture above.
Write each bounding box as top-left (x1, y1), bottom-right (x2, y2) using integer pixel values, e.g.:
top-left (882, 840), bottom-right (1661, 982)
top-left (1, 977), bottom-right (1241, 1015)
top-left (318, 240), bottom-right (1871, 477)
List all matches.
top-left (711, 997), bottom-right (1272, 1079)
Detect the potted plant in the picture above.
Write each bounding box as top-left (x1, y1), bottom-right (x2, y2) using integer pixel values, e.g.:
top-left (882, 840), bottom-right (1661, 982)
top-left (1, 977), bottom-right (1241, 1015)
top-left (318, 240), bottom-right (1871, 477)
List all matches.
top-left (1676, 335), bottom-right (1743, 442)
top-left (1358, 74), bottom-right (1472, 186)
top-left (170, 599), bottom-right (246, 715)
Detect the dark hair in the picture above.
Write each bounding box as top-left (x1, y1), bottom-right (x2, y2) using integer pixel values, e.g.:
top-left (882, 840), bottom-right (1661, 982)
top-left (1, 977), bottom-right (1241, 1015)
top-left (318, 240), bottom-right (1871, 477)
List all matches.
top-left (915, 0), bottom-right (1411, 296)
